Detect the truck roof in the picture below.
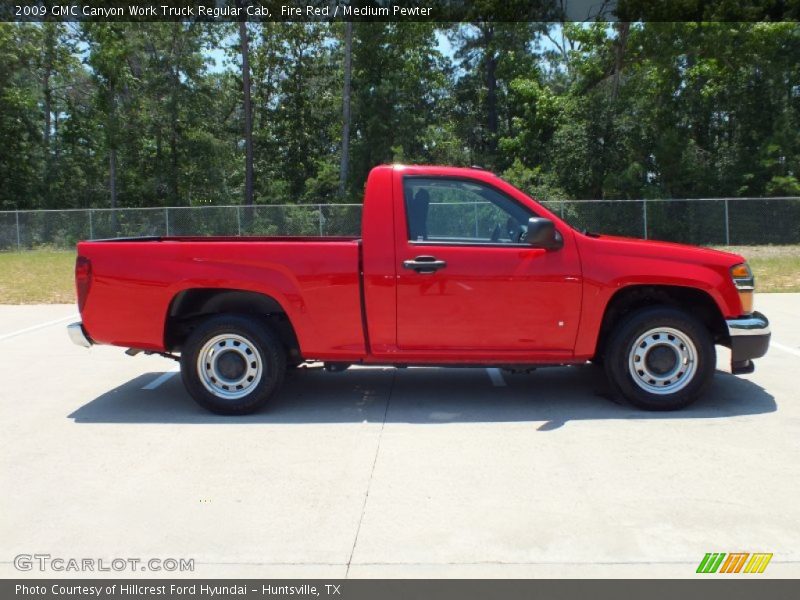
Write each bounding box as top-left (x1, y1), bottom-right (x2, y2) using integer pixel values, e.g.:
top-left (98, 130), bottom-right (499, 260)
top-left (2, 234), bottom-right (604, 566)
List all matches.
top-left (385, 163), bottom-right (501, 179)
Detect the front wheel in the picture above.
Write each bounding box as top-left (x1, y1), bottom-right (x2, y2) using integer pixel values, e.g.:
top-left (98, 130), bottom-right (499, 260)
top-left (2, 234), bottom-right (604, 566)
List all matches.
top-left (180, 314), bottom-right (286, 415)
top-left (604, 306), bottom-right (715, 410)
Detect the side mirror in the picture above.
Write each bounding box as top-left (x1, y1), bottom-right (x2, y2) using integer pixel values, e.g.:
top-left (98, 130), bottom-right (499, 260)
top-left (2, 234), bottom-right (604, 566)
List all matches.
top-left (526, 217), bottom-right (563, 250)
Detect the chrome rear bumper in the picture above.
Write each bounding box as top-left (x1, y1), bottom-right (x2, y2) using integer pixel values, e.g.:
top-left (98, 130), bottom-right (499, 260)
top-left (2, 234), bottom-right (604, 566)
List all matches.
top-left (67, 322), bottom-right (92, 348)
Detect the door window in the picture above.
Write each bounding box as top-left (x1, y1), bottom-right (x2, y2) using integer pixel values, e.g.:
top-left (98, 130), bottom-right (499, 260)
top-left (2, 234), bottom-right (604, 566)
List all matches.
top-left (403, 177), bottom-right (534, 244)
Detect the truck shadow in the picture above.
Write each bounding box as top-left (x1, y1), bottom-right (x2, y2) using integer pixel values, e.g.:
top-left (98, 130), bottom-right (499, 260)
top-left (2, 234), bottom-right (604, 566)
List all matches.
top-left (68, 365), bottom-right (776, 429)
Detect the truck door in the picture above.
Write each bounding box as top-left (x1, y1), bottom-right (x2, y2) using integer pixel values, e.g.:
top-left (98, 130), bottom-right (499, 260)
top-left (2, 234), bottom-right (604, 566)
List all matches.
top-left (395, 176), bottom-right (582, 354)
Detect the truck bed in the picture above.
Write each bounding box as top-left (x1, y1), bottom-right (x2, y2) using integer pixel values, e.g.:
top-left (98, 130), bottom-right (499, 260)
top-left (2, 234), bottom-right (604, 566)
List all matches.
top-left (78, 237), bottom-right (367, 359)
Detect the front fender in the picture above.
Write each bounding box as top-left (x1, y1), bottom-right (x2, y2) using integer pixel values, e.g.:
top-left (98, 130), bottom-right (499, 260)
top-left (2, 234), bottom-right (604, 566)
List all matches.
top-left (572, 236), bottom-right (742, 358)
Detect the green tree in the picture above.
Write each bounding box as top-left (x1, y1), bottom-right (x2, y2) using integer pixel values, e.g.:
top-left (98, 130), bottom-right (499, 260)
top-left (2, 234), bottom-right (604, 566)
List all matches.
top-left (350, 23), bottom-right (452, 190)
top-left (0, 24), bottom-right (42, 210)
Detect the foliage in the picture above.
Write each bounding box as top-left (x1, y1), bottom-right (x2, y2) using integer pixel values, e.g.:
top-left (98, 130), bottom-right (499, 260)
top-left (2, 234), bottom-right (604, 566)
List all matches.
top-left (0, 21), bottom-right (798, 226)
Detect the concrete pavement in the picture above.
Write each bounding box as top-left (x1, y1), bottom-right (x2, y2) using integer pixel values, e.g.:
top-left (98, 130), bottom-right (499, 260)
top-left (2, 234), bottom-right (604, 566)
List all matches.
top-left (1, 294), bottom-right (798, 578)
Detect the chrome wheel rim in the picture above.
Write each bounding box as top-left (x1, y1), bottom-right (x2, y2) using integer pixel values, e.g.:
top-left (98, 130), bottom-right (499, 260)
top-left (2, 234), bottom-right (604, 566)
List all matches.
top-left (197, 334), bottom-right (263, 399)
top-left (627, 327), bottom-right (697, 395)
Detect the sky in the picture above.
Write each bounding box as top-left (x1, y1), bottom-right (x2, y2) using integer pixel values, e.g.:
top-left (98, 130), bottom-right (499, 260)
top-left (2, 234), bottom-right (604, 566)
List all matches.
top-left (200, 24), bottom-right (568, 79)
top-left (205, 27), bottom-right (463, 74)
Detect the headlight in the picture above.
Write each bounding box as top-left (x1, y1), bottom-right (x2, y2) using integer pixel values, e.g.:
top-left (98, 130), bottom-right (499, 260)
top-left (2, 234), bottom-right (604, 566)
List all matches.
top-left (730, 263), bottom-right (754, 314)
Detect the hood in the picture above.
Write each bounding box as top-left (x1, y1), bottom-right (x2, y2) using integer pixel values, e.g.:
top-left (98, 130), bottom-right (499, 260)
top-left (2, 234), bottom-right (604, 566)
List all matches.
top-left (581, 233), bottom-right (745, 268)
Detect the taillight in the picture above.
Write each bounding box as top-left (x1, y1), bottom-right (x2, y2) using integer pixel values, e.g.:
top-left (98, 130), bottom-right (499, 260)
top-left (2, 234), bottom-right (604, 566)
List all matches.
top-left (75, 256), bottom-right (92, 312)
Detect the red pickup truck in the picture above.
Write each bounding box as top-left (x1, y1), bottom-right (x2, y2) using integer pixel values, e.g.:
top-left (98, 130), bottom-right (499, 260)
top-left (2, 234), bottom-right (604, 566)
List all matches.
top-left (68, 165), bottom-right (770, 414)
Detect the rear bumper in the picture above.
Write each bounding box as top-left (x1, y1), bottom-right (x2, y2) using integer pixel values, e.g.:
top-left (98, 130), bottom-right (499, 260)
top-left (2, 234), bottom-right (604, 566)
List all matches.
top-left (726, 311), bottom-right (770, 373)
top-left (67, 322), bottom-right (93, 348)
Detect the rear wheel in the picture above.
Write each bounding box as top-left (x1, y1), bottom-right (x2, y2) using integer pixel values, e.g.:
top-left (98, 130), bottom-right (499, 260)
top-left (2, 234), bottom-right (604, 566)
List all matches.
top-left (604, 306), bottom-right (715, 410)
top-left (180, 314), bottom-right (286, 415)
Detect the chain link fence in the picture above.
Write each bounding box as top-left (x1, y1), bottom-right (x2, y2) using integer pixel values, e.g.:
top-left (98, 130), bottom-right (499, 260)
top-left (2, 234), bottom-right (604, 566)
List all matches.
top-left (0, 198), bottom-right (798, 250)
top-left (537, 197), bottom-right (800, 246)
top-left (0, 204), bottom-right (363, 250)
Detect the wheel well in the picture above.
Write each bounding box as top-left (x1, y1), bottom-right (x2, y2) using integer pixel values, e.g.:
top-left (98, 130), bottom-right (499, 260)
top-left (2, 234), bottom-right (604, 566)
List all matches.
top-left (595, 285), bottom-right (728, 359)
top-left (164, 288), bottom-right (301, 362)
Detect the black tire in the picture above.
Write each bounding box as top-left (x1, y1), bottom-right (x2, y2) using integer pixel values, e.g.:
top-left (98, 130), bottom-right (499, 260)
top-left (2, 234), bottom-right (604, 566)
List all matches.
top-left (604, 306), bottom-right (715, 411)
top-left (180, 314), bottom-right (286, 415)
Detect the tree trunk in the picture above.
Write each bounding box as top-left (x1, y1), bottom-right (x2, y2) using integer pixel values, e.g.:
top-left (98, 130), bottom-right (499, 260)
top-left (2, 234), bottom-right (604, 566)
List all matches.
top-left (53, 109), bottom-right (59, 162)
top-left (170, 75), bottom-right (179, 204)
top-left (107, 71), bottom-right (118, 234)
top-left (170, 118), bottom-right (179, 204)
top-left (339, 21), bottom-right (352, 198)
top-left (42, 24), bottom-right (55, 208)
top-left (170, 22), bottom-right (181, 204)
top-left (109, 148), bottom-right (118, 234)
top-left (486, 56), bottom-right (497, 137)
top-left (483, 25), bottom-right (498, 159)
top-left (612, 22), bottom-right (630, 99)
top-left (155, 126), bottom-right (163, 202)
top-left (239, 17), bottom-right (254, 207)
top-left (43, 76), bottom-right (51, 153)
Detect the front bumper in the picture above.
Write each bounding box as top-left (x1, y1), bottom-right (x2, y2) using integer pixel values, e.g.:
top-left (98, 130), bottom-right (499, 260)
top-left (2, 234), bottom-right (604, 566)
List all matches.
top-left (67, 321), bottom-right (93, 348)
top-left (726, 311), bottom-right (770, 374)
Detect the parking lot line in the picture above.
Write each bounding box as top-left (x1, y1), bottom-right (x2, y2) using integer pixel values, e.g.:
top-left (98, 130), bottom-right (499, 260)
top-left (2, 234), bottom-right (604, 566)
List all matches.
top-left (773, 342), bottom-right (800, 358)
top-left (142, 368), bottom-right (179, 390)
top-left (486, 368), bottom-right (507, 387)
top-left (0, 313), bottom-right (78, 342)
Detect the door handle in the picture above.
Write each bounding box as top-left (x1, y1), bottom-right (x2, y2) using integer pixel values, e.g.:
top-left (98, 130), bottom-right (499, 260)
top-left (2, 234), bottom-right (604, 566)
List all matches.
top-left (403, 255), bottom-right (447, 274)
